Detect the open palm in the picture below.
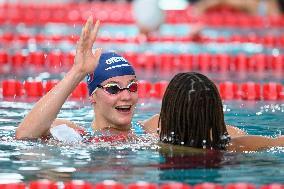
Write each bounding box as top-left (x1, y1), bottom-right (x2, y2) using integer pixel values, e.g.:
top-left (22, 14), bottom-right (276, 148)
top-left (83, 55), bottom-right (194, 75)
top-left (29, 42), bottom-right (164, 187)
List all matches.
top-left (74, 16), bottom-right (102, 75)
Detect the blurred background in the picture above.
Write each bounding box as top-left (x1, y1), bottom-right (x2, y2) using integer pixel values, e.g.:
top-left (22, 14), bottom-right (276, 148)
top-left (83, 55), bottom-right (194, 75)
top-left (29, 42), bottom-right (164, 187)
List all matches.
top-left (0, 0), bottom-right (284, 185)
top-left (0, 0), bottom-right (283, 100)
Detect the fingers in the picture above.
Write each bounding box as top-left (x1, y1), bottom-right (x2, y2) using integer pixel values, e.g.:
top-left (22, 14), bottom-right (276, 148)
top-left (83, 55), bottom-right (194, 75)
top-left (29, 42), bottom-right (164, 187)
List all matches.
top-left (90, 20), bottom-right (100, 45)
top-left (85, 16), bottom-right (93, 39)
top-left (94, 48), bottom-right (103, 62)
top-left (77, 16), bottom-right (95, 51)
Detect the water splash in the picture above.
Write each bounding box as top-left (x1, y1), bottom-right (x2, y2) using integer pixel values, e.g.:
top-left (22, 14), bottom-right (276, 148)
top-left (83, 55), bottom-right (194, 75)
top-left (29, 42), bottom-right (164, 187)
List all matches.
top-left (257, 103), bottom-right (284, 114)
top-left (202, 140), bottom-right (206, 149)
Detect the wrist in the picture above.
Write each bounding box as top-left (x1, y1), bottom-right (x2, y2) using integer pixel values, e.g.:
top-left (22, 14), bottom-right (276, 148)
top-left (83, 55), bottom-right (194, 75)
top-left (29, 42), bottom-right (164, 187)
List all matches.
top-left (69, 65), bottom-right (87, 81)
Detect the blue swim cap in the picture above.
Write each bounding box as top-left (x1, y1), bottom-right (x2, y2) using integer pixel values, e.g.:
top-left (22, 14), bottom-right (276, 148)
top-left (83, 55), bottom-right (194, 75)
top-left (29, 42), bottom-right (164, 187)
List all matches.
top-left (86, 51), bottom-right (136, 96)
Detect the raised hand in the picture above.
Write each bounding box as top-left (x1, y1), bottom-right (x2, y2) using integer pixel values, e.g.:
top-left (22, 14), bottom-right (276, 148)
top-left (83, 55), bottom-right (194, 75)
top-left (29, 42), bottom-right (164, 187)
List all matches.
top-left (16, 16), bottom-right (103, 140)
top-left (74, 16), bottom-right (102, 76)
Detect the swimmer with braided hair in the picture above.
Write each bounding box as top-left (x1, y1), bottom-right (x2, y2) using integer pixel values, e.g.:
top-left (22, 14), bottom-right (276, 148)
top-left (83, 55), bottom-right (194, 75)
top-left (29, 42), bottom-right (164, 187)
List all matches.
top-left (144, 72), bottom-right (284, 151)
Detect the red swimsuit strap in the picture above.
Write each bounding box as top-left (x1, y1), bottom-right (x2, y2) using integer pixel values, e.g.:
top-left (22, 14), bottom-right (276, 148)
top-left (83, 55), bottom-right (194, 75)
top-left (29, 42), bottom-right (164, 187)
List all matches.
top-left (87, 135), bottom-right (128, 143)
top-left (75, 128), bottom-right (128, 143)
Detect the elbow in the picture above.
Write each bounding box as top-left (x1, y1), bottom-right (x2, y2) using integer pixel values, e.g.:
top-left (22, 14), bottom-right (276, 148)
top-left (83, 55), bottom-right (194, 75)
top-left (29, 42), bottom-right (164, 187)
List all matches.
top-left (15, 125), bottom-right (48, 140)
top-left (15, 121), bottom-right (30, 140)
top-left (15, 128), bottom-right (27, 140)
top-left (15, 125), bottom-right (35, 140)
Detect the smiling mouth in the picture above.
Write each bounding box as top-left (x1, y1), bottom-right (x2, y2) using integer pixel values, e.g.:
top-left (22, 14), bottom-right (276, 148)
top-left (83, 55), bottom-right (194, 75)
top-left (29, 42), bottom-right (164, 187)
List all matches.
top-left (115, 105), bottom-right (132, 112)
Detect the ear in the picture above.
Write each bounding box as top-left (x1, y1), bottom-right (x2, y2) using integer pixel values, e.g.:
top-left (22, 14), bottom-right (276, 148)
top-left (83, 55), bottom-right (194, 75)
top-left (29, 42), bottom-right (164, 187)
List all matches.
top-left (89, 96), bottom-right (96, 104)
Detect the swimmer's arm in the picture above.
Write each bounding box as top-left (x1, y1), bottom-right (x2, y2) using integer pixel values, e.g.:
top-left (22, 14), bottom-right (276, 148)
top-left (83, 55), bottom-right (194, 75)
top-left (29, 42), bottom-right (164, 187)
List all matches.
top-left (141, 114), bottom-right (160, 134)
top-left (228, 135), bottom-right (284, 152)
top-left (16, 16), bottom-right (102, 140)
top-left (15, 67), bottom-right (86, 139)
top-left (226, 125), bottom-right (247, 138)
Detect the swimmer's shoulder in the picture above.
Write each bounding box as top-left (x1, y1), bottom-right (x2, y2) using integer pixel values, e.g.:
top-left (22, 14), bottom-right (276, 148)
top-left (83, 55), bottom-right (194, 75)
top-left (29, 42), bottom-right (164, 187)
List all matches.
top-left (226, 124), bottom-right (247, 138)
top-left (140, 114), bottom-right (160, 134)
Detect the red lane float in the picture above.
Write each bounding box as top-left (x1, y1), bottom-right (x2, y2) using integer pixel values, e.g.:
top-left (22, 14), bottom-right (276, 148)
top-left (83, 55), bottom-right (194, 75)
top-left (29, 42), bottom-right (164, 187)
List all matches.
top-left (0, 50), bottom-right (9, 65)
top-left (2, 33), bottom-right (284, 47)
top-left (233, 54), bottom-right (249, 72)
top-left (259, 183), bottom-right (284, 189)
top-left (128, 182), bottom-right (158, 189)
top-left (0, 181), bottom-right (283, 189)
top-left (2, 79), bottom-right (23, 97)
top-left (11, 52), bottom-right (27, 69)
top-left (158, 54), bottom-right (176, 73)
top-left (0, 51), bottom-right (283, 73)
top-left (197, 53), bottom-right (212, 71)
top-left (24, 81), bottom-right (44, 97)
top-left (137, 53), bottom-right (156, 71)
top-left (71, 82), bottom-right (88, 98)
top-left (214, 54), bottom-right (231, 72)
top-left (271, 55), bottom-right (284, 72)
top-left (160, 182), bottom-right (191, 189)
top-left (94, 180), bottom-right (124, 189)
top-left (1, 80), bottom-right (284, 100)
top-left (1, 3), bottom-right (284, 27)
top-left (219, 82), bottom-right (239, 100)
top-left (248, 54), bottom-right (267, 72)
top-left (138, 80), bottom-right (152, 98)
top-left (64, 180), bottom-right (93, 189)
top-left (29, 51), bottom-right (46, 68)
top-left (241, 82), bottom-right (261, 100)
top-left (153, 81), bottom-right (169, 99)
top-left (194, 183), bottom-right (223, 189)
top-left (226, 183), bottom-right (256, 189)
top-left (48, 51), bottom-right (64, 71)
top-left (263, 83), bottom-right (283, 100)
top-left (123, 52), bottom-right (138, 70)
top-left (178, 54), bottom-right (193, 71)
top-left (0, 183), bottom-right (26, 189)
top-left (29, 180), bottom-right (58, 189)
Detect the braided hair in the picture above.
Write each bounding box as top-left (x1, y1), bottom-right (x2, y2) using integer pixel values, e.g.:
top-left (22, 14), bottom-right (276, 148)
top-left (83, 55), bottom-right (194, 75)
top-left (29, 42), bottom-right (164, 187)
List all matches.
top-left (159, 72), bottom-right (230, 150)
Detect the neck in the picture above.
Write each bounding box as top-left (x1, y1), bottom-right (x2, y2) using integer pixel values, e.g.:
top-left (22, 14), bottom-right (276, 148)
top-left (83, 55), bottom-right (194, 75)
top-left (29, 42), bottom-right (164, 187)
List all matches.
top-left (91, 120), bottom-right (131, 133)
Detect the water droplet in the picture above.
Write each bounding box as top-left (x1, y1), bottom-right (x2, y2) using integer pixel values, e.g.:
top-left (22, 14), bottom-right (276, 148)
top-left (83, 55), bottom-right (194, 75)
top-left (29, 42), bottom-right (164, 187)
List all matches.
top-left (202, 140), bottom-right (206, 149)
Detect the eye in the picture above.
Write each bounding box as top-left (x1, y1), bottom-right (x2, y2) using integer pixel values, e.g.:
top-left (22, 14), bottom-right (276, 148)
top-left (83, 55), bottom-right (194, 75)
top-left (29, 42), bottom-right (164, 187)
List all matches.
top-left (105, 85), bottom-right (121, 94)
top-left (128, 82), bottom-right (138, 92)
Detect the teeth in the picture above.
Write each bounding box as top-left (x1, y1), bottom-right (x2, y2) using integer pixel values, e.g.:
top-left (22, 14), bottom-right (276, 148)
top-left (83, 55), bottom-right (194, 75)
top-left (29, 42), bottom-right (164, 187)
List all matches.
top-left (116, 105), bottom-right (131, 109)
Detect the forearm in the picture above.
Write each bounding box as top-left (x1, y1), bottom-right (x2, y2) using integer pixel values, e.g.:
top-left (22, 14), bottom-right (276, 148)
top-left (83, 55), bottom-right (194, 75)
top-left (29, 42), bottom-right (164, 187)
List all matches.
top-left (273, 136), bottom-right (284, 147)
top-left (223, 0), bottom-right (259, 14)
top-left (16, 67), bottom-right (85, 139)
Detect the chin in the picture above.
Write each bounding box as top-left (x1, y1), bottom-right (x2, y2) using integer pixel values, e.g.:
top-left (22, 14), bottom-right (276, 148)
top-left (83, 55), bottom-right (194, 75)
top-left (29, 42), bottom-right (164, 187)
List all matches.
top-left (116, 118), bottom-right (132, 127)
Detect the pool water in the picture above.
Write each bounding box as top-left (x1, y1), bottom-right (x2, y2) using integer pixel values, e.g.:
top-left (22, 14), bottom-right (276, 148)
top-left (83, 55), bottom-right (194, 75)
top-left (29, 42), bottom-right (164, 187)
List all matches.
top-left (1, 4), bottom-right (284, 185)
top-left (0, 99), bottom-right (283, 185)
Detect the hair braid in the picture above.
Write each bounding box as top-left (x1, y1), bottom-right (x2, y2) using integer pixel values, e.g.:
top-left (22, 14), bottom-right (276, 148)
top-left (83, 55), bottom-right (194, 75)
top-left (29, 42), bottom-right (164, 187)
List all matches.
top-left (159, 72), bottom-right (230, 150)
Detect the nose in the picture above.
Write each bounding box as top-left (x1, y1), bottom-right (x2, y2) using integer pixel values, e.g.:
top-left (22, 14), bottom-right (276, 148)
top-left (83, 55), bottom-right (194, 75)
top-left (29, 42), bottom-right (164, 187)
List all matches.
top-left (119, 88), bottom-right (132, 101)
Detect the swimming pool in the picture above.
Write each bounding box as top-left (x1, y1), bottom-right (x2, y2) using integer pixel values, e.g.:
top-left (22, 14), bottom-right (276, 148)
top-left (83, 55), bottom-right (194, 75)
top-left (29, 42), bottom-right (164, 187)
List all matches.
top-left (0, 98), bottom-right (283, 185)
top-left (0, 1), bottom-right (284, 187)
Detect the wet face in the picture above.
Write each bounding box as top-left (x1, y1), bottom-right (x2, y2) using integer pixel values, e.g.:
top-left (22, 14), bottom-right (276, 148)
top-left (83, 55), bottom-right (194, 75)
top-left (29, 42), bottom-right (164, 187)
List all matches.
top-left (92, 75), bottom-right (138, 130)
